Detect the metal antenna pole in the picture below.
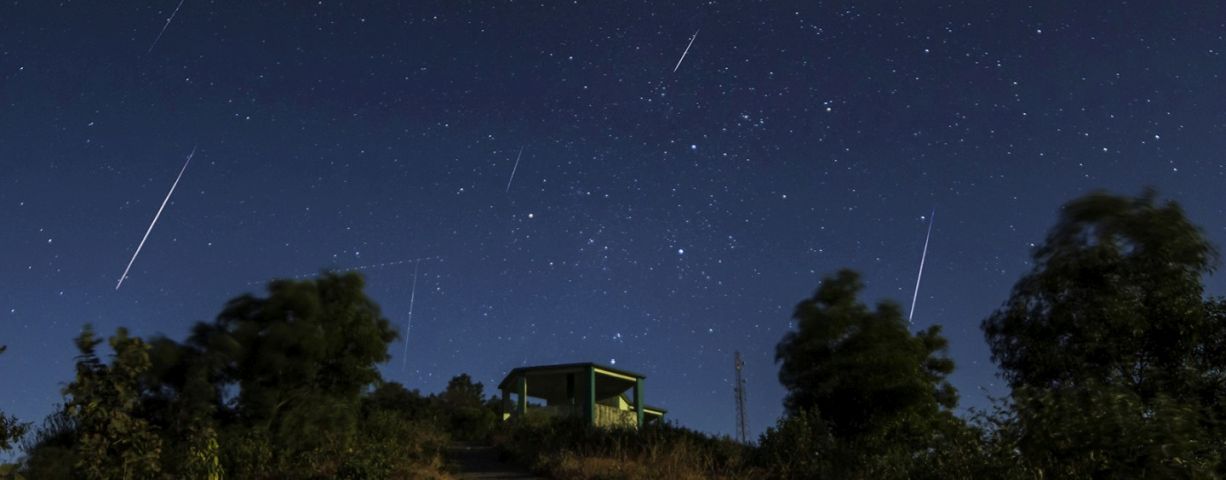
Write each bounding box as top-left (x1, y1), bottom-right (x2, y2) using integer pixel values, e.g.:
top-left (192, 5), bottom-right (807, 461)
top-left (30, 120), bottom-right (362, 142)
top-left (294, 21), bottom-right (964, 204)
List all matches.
top-left (734, 351), bottom-right (749, 443)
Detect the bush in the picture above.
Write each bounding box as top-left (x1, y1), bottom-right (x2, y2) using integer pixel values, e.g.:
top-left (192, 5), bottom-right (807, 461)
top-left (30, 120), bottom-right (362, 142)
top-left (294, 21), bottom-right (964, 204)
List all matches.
top-left (446, 406), bottom-right (497, 443)
top-left (1011, 385), bottom-right (1219, 477)
top-left (755, 408), bottom-right (832, 478)
top-left (218, 426), bottom-right (274, 479)
top-left (755, 407), bottom-right (1025, 480)
top-left (336, 410), bottom-right (451, 479)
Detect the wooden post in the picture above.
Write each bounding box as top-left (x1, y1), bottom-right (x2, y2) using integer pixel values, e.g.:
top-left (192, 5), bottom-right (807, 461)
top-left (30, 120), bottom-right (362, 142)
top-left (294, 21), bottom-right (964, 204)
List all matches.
top-left (587, 365), bottom-right (596, 426)
top-left (634, 378), bottom-right (644, 429)
top-left (566, 373), bottom-right (576, 414)
top-left (517, 375), bottom-right (527, 416)
top-left (501, 388), bottom-right (511, 421)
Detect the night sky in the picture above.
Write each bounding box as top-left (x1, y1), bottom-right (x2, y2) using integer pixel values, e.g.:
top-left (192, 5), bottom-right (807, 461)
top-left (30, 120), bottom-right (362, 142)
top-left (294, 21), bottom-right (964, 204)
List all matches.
top-left (3, 1), bottom-right (1226, 440)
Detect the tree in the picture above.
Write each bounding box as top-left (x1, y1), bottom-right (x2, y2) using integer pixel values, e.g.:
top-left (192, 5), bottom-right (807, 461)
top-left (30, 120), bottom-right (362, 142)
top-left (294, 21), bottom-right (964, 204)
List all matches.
top-left (1010, 384), bottom-right (1218, 477)
top-left (0, 345), bottom-right (31, 480)
top-left (22, 272), bottom-right (440, 478)
top-left (983, 189), bottom-right (1220, 398)
top-left (15, 410), bottom-right (78, 479)
top-left (776, 269), bottom-right (957, 439)
top-left (439, 374), bottom-right (487, 410)
top-left (756, 408), bottom-right (834, 478)
top-left (982, 189), bottom-right (1225, 474)
top-left (437, 374), bottom-right (497, 441)
top-left (199, 272), bottom-right (398, 427)
top-left (140, 335), bottom-right (224, 480)
top-left (0, 346), bottom-right (29, 452)
top-left (63, 326), bottom-right (162, 480)
top-left (185, 272), bottom-right (399, 475)
top-left (363, 382), bottom-right (434, 421)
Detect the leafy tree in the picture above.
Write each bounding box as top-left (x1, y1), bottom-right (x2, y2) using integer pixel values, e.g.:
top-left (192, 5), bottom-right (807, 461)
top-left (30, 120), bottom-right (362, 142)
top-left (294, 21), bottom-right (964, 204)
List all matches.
top-left (776, 269), bottom-right (957, 439)
top-left (983, 189), bottom-right (1220, 398)
top-left (217, 426), bottom-right (272, 479)
top-left (1199, 297), bottom-right (1226, 444)
top-left (767, 269), bottom-right (976, 478)
top-left (21, 272), bottom-right (447, 479)
top-left (0, 346), bottom-right (29, 453)
top-left (437, 374), bottom-right (497, 441)
top-left (198, 272), bottom-right (398, 427)
top-left (982, 189), bottom-right (1226, 474)
top-left (756, 408), bottom-right (833, 478)
top-left (178, 423), bottom-right (222, 480)
top-left (338, 409), bottom-right (450, 479)
top-left (15, 410), bottom-right (78, 479)
top-left (63, 326), bottom-right (162, 480)
top-left (363, 382), bottom-right (434, 422)
top-left (1010, 384), bottom-right (1218, 478)
top-left (439, 373), bottom-right (488, 409)
top-left (140, 336), bottom-right (224, 479)
top-left (0, 346), bottom-right (31, 480)
top-left (182, 272), bottom-right (399, 475)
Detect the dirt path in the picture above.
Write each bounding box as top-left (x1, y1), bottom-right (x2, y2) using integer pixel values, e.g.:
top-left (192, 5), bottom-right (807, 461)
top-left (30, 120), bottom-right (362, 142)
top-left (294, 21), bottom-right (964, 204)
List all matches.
top-left (449, 443), bottom-right (545, 479)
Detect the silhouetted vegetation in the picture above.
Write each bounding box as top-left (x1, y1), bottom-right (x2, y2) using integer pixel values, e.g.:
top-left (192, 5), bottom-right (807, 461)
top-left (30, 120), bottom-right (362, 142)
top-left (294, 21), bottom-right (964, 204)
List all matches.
top-left (762, 268), bottom-right (993, 479)
top-left (15, 273), bottom-right (455, 479)
top-left (981, 189), bottom-right (1226, 477)
top-left (496, 413), bottom-right (758, 479)
top-left (6, 189), bottom-right (1226, 478)
top-left (0, 346), bottom-right (31, 479)
top-left (0, 347), bottom-right (29, 454)
top-left (752, 189), bottom-right (1226, 478)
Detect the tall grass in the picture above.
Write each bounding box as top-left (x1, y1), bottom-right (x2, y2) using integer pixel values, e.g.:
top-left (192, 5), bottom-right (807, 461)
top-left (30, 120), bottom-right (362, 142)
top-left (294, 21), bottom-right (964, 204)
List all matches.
top-left (494, 413), bottom-right (760, 480)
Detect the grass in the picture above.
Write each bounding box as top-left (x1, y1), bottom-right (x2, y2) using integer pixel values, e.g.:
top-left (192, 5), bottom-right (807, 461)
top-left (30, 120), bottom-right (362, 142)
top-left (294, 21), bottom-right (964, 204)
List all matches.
top-left (492, 413), bottom-right (761, 480)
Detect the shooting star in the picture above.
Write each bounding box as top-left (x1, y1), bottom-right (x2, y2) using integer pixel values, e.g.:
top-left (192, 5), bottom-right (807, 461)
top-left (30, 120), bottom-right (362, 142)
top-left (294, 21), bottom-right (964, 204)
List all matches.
top-left (505, 146), bottom-right (524, 193)
top-left (401, 260), bottom-right (421, 372)
top-left (673, 30), bottom-right (699, 73)
top-left (147, 0), bottom-right (187, 54)
top-left (908, 209), bottom-right (935, 324)
top-left (116, 146), bottom-right (195, 290)
top-left (243, 255), bottom-right (442, 285)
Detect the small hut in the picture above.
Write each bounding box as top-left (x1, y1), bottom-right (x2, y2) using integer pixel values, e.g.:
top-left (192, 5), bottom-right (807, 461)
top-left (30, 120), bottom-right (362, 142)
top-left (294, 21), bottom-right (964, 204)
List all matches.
top-left (497, 362), bottom-right (666, 428)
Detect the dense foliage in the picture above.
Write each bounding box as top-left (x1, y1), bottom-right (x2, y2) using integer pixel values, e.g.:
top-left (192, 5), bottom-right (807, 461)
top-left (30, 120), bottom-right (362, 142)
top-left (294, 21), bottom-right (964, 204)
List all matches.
top-left (436, 374), bottom-right (500, 442)
top-left (767, 269), bottom-right (993, 479)
top-left (0, 347), bottom-right (29, 453)
top-left (65, 327), bottom-right (163, 479)
top-left (16, 273), bottom-right (454, 479)
top-left (0, 346), bottom-right (31, 480)
top-left (983, 189), bottom-right (1222, 396)
top-left (8, 189), bottom-right (1226, 479)
top-left (758, 189), bottom-right (1226, 479)
top-left (980, 190), bottom-right (1226, 476)
top-left (776, 269), bottom-right (957, 438)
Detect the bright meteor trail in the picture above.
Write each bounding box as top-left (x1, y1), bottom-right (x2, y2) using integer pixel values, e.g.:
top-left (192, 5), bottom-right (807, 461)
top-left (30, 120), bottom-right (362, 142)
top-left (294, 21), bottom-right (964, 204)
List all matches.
top-left (505, 146), bottom-right (523, 193)
top-left (147, 0), bottom-right (187, 54)
top-left (908, 209), bottom-right (935, 324)
top-left (401, 260), bottom-right (420, 372)
top-left (673, 30), bottom-right (699, 73)
top-left (115, 146), bottom-right (195, 290)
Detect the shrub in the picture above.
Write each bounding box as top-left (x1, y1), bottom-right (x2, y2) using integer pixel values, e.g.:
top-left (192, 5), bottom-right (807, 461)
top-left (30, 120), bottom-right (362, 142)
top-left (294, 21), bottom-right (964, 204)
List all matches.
top-left (337, 410), bottom-right (451, 479)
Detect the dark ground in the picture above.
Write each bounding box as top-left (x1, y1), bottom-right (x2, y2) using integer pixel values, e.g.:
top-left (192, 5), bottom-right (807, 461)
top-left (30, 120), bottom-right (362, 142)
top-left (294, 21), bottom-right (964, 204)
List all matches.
top-left (449, 443), bottom-right (544, 480)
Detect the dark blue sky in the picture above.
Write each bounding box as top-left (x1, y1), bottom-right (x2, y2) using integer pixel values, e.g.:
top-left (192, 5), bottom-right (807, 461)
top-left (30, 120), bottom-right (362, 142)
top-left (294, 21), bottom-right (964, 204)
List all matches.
top-left (2, 1), bottom-right (1225, 439)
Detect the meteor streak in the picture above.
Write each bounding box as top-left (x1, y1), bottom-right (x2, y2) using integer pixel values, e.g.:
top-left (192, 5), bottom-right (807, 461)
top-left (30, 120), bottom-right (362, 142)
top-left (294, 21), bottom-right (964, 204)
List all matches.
top-left (244, 255), bottom-right (442, 285)
top-left (505, 147), bottom-right (523, 193)
top-left (401, 260), bottom-right (420, 371)
top-left (908, 209), bottom-right (935, 324)
top-left (147, 0), bottom-right (187, 54)
top-left (116, 146), bottom-right (195, 290)
top-left (673, 30), bottom-right (699, 73)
